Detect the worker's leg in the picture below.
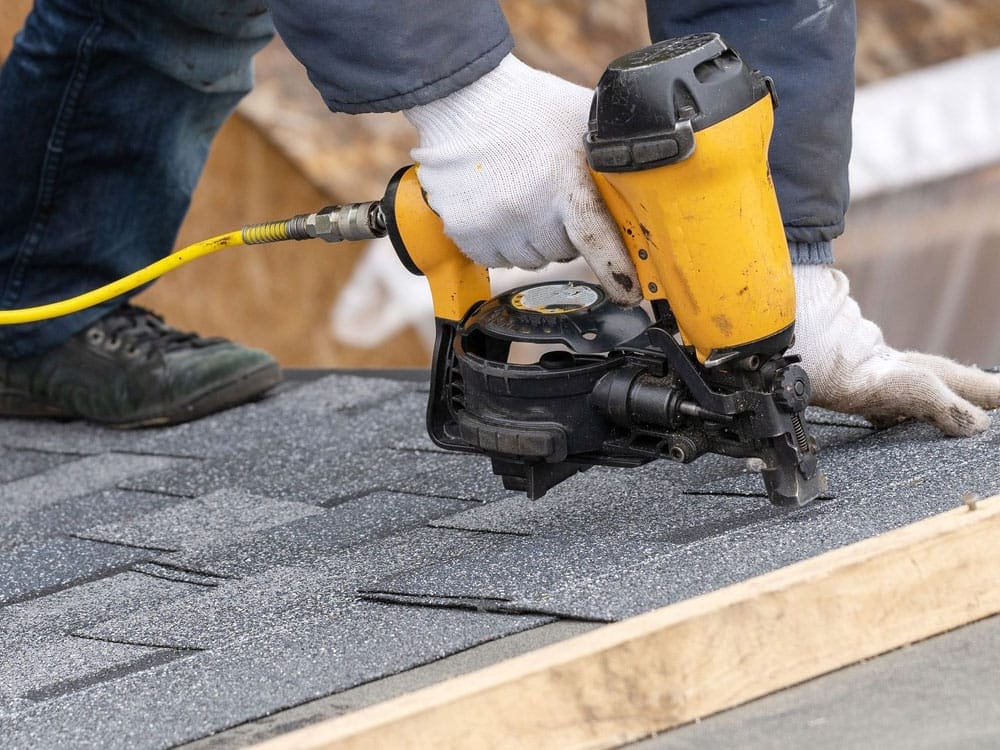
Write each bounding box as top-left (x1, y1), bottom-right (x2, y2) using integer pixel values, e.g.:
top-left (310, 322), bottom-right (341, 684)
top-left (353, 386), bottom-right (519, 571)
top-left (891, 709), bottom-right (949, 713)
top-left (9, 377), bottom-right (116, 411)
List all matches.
top-left (0, 0), bottom-right (280, 427)
top-left (0, 0), bottom-right (274, 358)
top-left (645, 0), bottom-right (855, 263)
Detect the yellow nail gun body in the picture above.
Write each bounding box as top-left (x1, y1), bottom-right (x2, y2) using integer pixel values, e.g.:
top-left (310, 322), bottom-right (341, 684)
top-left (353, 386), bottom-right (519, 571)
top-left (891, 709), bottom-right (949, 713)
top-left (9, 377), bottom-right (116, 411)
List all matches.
top-left (379, 34), bottom-right (825, 505)
top-left (590, 95), bottom-right (794, 365)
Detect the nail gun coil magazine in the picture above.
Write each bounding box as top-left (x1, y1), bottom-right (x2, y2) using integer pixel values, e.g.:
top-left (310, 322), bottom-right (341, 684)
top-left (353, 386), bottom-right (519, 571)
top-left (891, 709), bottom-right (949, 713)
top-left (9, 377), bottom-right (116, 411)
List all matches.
top-left (465, 281), bottom-right (651, 354)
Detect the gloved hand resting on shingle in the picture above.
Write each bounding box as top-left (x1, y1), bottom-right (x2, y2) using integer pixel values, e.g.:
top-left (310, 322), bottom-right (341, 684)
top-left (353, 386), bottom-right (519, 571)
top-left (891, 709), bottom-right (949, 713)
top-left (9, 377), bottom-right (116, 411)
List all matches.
top-left (403, 54), bottom-right (641, 306)
top-left (791, 265), bottom-right (1000, 437)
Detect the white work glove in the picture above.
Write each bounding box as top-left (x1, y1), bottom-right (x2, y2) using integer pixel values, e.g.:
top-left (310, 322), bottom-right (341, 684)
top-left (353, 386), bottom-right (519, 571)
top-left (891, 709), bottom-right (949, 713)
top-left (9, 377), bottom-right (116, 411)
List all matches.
top-left (791, 265), bottom-right (1000, 436)
top-left (403, 54), bottom-right (641, 305)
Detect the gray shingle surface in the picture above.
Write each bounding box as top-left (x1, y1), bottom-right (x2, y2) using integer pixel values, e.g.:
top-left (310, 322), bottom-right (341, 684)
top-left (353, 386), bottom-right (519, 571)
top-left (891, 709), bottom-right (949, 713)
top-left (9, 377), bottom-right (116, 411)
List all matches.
top-left (0, 453), bottom-right (184, 519)
top-left (1, 636), bottom-right (170, 700)
top-left (120, 442), bottom-right (518, 506)
top-left (160, 492), bottom-right (476, 577)
top-left (79, 527), bottom-right (493, 649)
top-left (77, 489), bottom-right (326, 552)
top-left (5, 605), bottom-right (546, 750)
top-left (0, 446), bottom-right (81, 483)
top-left (0, 372), bottom-right (996, 749)
top-left (0, 488), bottom-right (185, 553)
top-left (0, 536), bottom-right (151, 606)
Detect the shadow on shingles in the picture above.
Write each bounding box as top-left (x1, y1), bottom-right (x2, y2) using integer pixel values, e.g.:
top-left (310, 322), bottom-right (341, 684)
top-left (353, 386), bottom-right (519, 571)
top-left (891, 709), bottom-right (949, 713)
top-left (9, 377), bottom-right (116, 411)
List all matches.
top-left (359, 590), bottom-right (606, 622)
top-left (654, 503), bottom-right (785, 545)
top-left (22, 647), bottom-right (197, 703)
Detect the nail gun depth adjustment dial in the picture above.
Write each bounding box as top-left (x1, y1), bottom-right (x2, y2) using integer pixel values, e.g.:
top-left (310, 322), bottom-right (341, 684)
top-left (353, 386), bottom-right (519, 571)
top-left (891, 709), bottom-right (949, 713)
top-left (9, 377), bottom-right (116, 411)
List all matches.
top-left (464, 281), bottom-right (651, 354)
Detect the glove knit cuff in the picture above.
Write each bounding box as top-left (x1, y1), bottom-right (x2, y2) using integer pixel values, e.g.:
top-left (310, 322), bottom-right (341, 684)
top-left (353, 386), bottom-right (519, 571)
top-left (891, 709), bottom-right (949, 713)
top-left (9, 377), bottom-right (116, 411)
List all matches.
top-left (789, 240), bottom-right (834, 265)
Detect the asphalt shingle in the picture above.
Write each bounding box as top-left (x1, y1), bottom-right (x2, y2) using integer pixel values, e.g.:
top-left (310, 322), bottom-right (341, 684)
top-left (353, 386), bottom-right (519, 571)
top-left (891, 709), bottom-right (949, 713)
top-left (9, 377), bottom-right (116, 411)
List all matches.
top-left (0, 488), bottom-right (184, 553)
top-left (0, 536), bottom-right (153, 606)
top-left (0, 453), bottom-right (185, 520)
top-left (0, 372), bottom-right (995, 749)
top-left (3, 604), bottom-right (548, 750)
top-left (0, 446), bottom-right (81, 483)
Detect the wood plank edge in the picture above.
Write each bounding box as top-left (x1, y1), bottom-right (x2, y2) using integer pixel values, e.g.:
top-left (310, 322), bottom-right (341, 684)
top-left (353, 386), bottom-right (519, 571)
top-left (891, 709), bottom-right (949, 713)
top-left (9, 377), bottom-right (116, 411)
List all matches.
top-left (250, 494), bottom-right (1000, 750)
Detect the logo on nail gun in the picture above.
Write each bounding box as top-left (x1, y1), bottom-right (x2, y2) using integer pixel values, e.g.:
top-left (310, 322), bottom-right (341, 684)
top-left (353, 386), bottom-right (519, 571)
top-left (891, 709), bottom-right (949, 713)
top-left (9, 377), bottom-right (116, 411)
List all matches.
top-left (510, 283), bottom-right (601, 314)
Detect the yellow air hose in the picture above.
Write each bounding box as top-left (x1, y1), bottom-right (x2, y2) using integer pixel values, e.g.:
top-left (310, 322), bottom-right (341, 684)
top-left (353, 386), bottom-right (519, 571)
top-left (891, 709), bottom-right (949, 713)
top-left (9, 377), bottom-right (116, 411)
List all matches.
top-left (0, 231), bottom-right (244, 326)
top-left (0, 203), bottom-right (386, 326)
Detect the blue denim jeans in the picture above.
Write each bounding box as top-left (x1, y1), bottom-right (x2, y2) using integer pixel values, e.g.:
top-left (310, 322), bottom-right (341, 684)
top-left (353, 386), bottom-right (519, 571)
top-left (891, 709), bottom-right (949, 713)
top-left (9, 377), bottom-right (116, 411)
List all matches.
top-left (0, 0), bottom-right (273, 358)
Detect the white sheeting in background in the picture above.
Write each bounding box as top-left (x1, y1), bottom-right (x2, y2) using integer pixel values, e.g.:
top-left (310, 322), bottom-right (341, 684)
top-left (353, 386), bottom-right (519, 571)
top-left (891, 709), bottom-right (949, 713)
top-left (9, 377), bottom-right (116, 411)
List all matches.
top-left (850, 47), bottom-right (1000, 200)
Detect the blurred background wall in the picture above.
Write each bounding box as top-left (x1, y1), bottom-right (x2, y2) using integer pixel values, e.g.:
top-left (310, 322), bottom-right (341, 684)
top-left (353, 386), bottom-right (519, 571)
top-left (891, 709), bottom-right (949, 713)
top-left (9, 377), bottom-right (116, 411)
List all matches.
top-left (3, 1), bottom-right (999, 367)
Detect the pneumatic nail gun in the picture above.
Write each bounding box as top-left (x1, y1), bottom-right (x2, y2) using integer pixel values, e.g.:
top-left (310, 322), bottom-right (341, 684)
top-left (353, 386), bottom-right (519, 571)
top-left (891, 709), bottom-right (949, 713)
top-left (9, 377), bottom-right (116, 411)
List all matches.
top-left (304, 34), bottom-right (827, 506)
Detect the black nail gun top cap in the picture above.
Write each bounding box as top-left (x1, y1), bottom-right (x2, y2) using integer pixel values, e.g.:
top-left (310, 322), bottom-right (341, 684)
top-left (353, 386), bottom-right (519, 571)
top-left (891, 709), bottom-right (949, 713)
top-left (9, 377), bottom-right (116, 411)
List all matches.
top-left (585, 33), bottom-right (774, 172)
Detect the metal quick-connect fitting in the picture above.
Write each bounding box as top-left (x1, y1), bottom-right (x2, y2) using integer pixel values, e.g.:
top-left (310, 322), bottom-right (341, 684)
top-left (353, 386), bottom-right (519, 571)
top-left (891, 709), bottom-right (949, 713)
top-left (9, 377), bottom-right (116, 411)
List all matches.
top-left (242, 202), bottom-right (387, 245)
top-left (305, 201), bottom-right (386, 243)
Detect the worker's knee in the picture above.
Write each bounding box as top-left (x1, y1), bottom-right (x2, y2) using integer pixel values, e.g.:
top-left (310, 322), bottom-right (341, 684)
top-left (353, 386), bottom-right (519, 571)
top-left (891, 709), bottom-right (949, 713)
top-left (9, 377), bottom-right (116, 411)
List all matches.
top-left (150, 0), bottom-right (275, 40)
top-left (103, 0), bottom-right (276, 95)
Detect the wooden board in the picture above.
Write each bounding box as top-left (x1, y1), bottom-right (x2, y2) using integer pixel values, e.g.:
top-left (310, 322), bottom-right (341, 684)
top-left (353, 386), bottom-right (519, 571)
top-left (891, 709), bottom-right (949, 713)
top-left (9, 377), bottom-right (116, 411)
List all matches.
top-left (251, 494), bottom-right (1000, 750)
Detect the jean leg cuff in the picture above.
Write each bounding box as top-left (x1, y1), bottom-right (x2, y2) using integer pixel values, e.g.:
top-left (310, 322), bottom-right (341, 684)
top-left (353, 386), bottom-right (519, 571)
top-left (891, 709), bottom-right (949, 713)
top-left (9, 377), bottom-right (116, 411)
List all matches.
top-left (789, 240), bottom-right (834, 265)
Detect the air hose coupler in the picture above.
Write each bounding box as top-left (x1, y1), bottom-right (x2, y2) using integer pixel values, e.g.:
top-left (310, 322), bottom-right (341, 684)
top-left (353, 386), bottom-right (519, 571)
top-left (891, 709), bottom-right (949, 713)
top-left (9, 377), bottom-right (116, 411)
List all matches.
top-left (241, 201), bottom-right (386, 245)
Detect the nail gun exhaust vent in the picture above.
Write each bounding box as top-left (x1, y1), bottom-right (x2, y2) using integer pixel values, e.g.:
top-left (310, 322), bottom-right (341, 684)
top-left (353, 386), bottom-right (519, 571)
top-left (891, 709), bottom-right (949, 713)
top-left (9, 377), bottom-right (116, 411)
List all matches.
top-left (585, 33), bottom-right (774, 172)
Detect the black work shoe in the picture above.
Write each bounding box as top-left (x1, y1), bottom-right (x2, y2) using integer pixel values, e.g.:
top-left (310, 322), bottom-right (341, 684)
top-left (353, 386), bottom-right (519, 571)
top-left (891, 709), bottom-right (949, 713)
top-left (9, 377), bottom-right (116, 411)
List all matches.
top-left (0, 304), bottom-right (282, 427)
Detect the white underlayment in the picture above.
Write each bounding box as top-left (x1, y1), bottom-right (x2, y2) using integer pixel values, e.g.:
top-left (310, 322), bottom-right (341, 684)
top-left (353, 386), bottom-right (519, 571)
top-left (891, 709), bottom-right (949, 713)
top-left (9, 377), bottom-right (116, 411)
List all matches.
top-left (330, 48), bottom-right (1000, 350)
top-left (850, 46), bottom-right (1000, 200)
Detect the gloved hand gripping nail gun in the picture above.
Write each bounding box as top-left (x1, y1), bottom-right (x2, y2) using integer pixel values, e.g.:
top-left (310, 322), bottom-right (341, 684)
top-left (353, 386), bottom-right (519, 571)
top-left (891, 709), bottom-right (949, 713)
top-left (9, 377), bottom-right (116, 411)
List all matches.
top-left (317, 34), bottom-right (827, 506)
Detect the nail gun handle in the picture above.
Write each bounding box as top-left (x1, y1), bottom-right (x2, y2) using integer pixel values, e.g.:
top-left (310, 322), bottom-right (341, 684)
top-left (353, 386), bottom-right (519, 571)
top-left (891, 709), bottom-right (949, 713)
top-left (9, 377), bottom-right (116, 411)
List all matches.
top-left (381, 165), bottom-right (491, 323)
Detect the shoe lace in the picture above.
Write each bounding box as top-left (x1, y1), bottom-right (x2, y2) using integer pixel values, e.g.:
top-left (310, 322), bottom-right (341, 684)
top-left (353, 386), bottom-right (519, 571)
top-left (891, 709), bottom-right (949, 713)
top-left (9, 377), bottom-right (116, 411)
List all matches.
top-left (100, 304), bottom-right (219, 359)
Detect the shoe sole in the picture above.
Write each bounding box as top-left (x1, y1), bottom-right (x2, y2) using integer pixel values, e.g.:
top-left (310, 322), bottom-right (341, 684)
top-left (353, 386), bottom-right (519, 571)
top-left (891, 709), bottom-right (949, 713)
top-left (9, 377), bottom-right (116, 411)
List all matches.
top-left (0, 361), bottom-right (283, 429)
top-left (116, 361), bottom-right (284, 429)
top-left (0, 391), bottom-right (72, 419)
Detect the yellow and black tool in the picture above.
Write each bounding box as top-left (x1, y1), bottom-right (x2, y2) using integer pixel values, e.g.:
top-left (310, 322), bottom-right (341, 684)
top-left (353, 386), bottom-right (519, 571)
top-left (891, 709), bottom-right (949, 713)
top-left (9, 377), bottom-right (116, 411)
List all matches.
top-left (379, 34), bottom-right (825, 505)
top-left (0, 34), bottom-right (824, 505)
